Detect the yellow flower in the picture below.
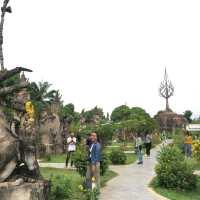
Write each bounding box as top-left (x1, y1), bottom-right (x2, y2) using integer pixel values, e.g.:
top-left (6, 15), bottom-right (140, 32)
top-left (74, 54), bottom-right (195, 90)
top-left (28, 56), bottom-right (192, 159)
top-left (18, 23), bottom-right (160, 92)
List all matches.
top-left (78, 185), bottom-right (84, 191)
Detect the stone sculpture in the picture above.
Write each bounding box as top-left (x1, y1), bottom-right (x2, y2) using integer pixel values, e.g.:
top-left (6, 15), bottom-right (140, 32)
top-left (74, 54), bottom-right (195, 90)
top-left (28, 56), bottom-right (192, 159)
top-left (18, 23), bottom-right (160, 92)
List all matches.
top-left (156, 68), bottom-right (187, 132)
top-left (0, 67), bottom-right (49, 200)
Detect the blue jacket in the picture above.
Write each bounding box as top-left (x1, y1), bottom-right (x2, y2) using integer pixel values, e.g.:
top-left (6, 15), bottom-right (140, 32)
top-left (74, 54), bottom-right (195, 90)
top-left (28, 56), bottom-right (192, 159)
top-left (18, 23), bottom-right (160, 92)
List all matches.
top-left (90, 142), bottom-right (101, 165)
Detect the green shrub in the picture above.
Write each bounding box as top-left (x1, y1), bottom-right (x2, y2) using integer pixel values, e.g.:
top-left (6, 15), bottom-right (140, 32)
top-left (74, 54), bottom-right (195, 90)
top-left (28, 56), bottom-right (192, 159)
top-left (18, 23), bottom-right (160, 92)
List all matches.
top-left (44, 154), bottom-right (51, 162)
top-left (100, 151), bottom-right (110, 176)
top-left (155, 146), bottom-right (197, 190)
top-left (49, 175), bottom-right (72, 200)
top-left (74, 146), bottom-right (109, 177)
top-left (109, 149), bottom-right (127, 165)
top-left (152, 134), bottom-right (161, 146)
top-left (73, 146), bottom-right (88, 177)
top-left (83, 188), bottom-right (99, 200)
top-left (173, 132), bottom-right (185, 152)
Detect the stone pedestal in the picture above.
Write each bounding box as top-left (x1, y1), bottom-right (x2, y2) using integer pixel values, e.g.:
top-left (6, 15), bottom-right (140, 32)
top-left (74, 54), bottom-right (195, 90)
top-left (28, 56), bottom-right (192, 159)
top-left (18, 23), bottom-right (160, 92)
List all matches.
top-left (0, 181), bottom-right (49, 200)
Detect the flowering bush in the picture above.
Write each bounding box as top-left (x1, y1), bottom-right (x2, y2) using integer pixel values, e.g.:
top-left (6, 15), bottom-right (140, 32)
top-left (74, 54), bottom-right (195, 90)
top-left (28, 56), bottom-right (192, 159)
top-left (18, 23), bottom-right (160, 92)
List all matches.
top-left (192, 140), bottom-right (200, 161)
top-left (155, 146), bottom-right (197, 190)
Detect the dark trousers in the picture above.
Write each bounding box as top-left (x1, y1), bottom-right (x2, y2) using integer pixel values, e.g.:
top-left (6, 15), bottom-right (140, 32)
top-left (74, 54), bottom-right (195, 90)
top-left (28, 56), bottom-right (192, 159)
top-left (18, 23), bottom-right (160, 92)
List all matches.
top-left (184, 144), bottom-right (192, 158)
top-left (145, 142), bottom-right (152, 156)
top-left (66, 151), bottom-right (74, 167)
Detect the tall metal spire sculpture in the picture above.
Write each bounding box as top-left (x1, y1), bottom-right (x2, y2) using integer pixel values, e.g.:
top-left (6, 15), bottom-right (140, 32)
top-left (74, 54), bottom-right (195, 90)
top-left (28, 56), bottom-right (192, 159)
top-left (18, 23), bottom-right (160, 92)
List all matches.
top-left (159, 68), bottom-right (174, 111)
top-left (0, 0), bottom-right (12, 71)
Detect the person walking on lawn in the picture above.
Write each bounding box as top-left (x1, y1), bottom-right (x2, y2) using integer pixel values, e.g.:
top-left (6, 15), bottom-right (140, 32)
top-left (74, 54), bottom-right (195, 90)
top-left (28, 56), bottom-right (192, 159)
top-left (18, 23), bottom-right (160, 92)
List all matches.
top-left (135, 133), bottom-right (143, 165)
top-left (66, 133), bottom-right (77, 168)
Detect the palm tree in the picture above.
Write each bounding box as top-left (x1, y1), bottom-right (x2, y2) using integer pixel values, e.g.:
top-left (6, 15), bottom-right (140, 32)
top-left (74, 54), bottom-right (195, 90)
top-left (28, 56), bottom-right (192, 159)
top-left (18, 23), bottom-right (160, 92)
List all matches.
top-left (28, 81), bottom-right (61, 116)
top-left (48, 90), bottom-right (62, 103)
top-left (0, 0), bottom-right (12, 71)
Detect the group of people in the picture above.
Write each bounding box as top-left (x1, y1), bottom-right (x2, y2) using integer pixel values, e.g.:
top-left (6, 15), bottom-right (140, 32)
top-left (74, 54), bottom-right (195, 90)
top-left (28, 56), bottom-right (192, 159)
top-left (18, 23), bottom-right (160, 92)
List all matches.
top-left (64, 129), bottom-right (194, 197)
top-left (66, 132), bottom-right (101, 192)
top-left (65, 131), bottom-right (153, 191)
top-left (134, 133), bottom-right (152, 165)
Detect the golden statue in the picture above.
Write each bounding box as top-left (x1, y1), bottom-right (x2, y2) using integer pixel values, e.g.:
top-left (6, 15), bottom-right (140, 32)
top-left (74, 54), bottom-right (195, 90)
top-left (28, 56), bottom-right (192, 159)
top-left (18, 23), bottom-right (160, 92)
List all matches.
top-left (25, 101), bottom-right (35, 124)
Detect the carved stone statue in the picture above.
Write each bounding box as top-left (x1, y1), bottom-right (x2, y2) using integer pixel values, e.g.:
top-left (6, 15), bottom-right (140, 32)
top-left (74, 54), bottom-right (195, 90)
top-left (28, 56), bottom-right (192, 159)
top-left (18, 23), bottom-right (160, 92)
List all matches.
top-left (40, 108), bottom-right (63, 155)
top-left (0, 1), bottom-right (49, 198)
top-left (0, 67), bottom-right (49, 200)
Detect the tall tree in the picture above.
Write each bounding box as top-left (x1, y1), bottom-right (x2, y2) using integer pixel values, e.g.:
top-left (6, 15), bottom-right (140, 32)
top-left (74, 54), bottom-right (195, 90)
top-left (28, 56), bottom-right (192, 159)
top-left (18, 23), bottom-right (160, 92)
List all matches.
top-left (184, 110), bottom-right (193, 123)
top-left (0, 0), bottom-right (12, 70)
top-left (111, 105), bottom-right (130, 122)
top-left (28, 81), bottom-right (60, 115)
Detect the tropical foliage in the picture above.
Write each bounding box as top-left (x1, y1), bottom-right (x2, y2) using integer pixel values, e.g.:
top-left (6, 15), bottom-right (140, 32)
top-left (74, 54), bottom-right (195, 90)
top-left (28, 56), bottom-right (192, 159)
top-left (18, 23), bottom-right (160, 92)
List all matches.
top-left (28, 81), bottom-right (61, 118)
top-left (155, 146), bottom-right (197, 190)
top-left (184, 110), bottom-right (193, 123)
top-left (109, 149), bottom-right (127, 165)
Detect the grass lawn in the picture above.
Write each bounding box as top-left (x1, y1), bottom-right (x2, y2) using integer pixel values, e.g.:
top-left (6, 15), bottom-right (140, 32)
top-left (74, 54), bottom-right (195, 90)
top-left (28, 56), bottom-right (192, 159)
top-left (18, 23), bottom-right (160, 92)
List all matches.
top-left (41, 167), bottom-right (117, 200)
top-left (41, 154), bottom-right (67, 163)
top-left (105, 142), bottom-right (134, 153)
top-left (41, 151), bottom-right (137, 165)
top-left (194, 160), bottom-right (200, 170)
top-left (150, 177), bottom-right (200, 200)
top-left (126, 153), bottom-right (137, 164)
top-left (41, 167), bottom-right (117, 187)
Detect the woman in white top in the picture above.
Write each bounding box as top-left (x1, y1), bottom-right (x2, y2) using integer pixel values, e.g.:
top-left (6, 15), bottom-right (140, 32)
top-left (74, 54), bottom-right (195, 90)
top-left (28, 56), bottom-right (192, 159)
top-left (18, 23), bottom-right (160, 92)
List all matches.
top-left (66, 133), bottom-right (77, 168)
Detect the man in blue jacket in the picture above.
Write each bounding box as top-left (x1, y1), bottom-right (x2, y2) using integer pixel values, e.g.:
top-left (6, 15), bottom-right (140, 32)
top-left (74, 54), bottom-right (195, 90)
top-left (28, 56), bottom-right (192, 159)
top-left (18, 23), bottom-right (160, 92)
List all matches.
top-left (89, 132), bottom-right (101, 191)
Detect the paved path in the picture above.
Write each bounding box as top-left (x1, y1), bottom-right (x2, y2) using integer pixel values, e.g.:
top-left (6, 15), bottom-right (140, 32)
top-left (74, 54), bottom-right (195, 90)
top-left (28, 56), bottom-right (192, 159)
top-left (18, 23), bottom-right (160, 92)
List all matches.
top-left (39, 162), bottom-right (75, 170)
top-left (39, 143), bottom-right (171, 200)
top-left (39, 162), bottom-right (66, 169)
top-left (100, 144), bottom-right (166, 200)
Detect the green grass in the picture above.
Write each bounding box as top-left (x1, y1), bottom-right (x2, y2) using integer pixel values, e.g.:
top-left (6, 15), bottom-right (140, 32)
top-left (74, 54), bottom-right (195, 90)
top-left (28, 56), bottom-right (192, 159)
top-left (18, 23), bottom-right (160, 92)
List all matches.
top-left (194, 160), bottom-right (200, 170)
top-left (41, 167), bottom-right (117, 187)
top-left (41, 154), bottom-right (66, 163)
top-left (105, 142), bottom-right (134, 153)
top-left (126, 153), bottom-right (137, 164)
top-left (41, 153), bottom-right (136, 166)
top-left (40, 167), bottom-right (83, 199)
top-left (150, 177), bottom-right (200, 200)
top-left (40, 167), bottom-right (117, 199)
top-left (100, 170), bottom-right (118, 187)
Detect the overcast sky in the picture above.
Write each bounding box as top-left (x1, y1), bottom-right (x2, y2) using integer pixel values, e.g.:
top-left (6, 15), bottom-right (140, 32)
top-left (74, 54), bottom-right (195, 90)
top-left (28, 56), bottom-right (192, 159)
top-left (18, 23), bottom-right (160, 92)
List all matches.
top-left (3, 0), bottom-right (200, 117)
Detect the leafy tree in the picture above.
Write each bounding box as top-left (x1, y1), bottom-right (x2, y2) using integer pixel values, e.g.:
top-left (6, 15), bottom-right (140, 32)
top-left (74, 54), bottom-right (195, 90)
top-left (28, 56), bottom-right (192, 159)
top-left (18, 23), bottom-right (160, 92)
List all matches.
top-left (184, 110), bottom-right (193, 123)
top-left (81, 106), bottom-right (104, 124)
top-left (111, 105), bottom-right (130, 122)
top-left (60, 103), bottom-right (75, 123)
top-left (111, 105), bottom-right (156, 135)
top-left (110, 105), bottom-right (157, 146)
top-left (28, 81), bottom-right (61, 118)
top-left (130, 107), bottom-right (150, 120)
top-left (1, 74), bottom-right (21, 121)
top-left (48, 90), bottom-right (62, 103)
top-left (96, 123), bottom-right (115, 145)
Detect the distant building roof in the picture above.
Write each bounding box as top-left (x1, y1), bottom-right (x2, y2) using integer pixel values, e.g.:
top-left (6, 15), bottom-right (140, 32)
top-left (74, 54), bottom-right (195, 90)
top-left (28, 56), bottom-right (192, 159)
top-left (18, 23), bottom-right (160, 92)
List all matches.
top-left (186, 124), bottom-right (200, 132)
